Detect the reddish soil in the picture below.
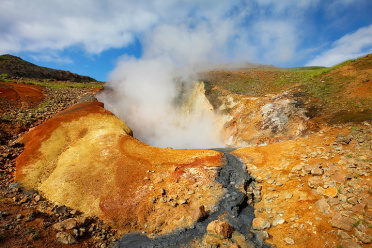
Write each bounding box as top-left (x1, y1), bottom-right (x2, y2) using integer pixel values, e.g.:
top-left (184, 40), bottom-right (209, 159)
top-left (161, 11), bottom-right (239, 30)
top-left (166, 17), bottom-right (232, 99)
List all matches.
top-left (1, 82), bottom-right (112, 247)
top-left (0, 82), bottom-right (44, 111)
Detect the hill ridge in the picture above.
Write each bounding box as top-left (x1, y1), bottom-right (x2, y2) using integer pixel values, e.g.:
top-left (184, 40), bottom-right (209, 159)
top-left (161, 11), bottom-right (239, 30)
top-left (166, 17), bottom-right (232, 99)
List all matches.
top-left (0, 54), bottom-right (97, 82)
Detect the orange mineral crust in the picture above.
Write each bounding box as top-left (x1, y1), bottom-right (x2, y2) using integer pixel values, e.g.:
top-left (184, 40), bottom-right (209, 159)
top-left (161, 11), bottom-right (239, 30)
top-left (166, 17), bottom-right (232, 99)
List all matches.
top-left (15, 101), bottom-right (224, 235)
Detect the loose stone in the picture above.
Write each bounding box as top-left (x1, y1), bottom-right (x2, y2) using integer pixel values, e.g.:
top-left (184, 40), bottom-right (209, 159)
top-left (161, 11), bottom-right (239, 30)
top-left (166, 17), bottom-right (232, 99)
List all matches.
top-left (284, 237), bottom-right (295, 245)
top-left (308, 177), bottom-right (323, 188)
top-left (324, 187), bottom-right (338, 198)
top-left (252, 217), bottom-right (270, 230)
top-left (315, 198), bottom-right (331, 215)
top-left (62, 218), bottom-right (78, 230)
top-left (337, 230), bottom-right (351, 239)
top-left (354, 230), bottom-right (372, 244)
top-left (56, 232), bottom-right (78, 245)
top-left (341, 240), bottom-right (362, 248)
top-left (284, 192), bottom-right (293, 199)
top-left (272, 216), bottom-right (285, 226)
top-left (206, 220), bottom-right (233, 239)
top-left (331, 214), bottom-right (356, 231)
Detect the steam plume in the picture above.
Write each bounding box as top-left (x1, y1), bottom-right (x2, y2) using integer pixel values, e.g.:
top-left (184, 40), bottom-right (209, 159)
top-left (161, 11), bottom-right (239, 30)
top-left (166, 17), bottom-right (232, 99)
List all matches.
top-left (97, 24), bottom-right (229, 149)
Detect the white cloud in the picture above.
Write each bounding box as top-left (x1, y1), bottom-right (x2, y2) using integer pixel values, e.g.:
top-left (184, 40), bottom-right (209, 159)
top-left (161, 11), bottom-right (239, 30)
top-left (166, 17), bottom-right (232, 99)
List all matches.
top-left (251, 20), bottom-right (297, 63)
top-left (306, 24), bottom-right (372, 66)
top-left (0, 0), bottom-right (366, 65)
top-left (257, 0), bottom-right (320, 13)
top-left (30, 54), bottom-right (73, 64)
top-left (0, 0), bottom-right (162, 54)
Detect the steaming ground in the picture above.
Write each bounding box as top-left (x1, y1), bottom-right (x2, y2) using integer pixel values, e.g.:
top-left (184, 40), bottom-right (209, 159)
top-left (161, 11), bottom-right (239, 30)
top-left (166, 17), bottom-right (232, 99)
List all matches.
top-left (97, 73), bottom-right (223, 149)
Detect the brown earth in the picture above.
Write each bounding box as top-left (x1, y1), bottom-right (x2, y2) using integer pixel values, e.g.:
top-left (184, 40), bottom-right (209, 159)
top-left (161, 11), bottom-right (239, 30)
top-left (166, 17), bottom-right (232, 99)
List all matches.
top-left (0, 82), bottom-right (45, 110)
top-left (234, 123), bottom-right (372, 248)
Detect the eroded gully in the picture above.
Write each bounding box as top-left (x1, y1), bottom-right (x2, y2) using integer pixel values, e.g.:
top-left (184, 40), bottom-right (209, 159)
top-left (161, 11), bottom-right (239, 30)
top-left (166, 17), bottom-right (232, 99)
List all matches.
top-left (114, 150), bottom-right (272, 248)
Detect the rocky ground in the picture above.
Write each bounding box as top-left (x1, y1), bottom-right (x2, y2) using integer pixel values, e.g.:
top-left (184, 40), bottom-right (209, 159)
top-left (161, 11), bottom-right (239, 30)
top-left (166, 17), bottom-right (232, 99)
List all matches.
top-left (234, 122), bottom-right (372, 248)
top-left (0, 53), bottom-right (371, 248)
top-left (0, 80), bottom-right (118, 247)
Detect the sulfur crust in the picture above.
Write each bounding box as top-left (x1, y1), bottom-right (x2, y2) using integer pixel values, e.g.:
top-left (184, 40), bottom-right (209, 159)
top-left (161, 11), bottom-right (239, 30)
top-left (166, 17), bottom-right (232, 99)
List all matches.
top-left (21, 113), bottom-right (131, 215)
top-left (18, 109), bottom-right (223, 222)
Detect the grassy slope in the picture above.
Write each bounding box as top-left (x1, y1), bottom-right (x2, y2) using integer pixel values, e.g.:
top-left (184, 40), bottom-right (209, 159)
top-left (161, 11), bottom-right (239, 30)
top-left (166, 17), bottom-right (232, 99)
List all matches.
top-left (202, 53), bottom-right (372, 123)
top-left (0, 76), bottom-right (104, 89)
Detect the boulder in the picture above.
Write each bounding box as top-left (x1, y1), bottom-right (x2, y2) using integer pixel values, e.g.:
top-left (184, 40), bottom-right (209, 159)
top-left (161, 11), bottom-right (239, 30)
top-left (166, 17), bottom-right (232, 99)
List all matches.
top-left (206, 220), bottom-right (234, 239)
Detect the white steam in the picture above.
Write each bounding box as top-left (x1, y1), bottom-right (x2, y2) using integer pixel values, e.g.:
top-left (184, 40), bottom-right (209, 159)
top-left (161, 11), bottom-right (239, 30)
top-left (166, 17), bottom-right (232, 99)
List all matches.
top-left (97, 23), bottom-right (230, 149)
top-left (98, 58), bottom-right (222, 149)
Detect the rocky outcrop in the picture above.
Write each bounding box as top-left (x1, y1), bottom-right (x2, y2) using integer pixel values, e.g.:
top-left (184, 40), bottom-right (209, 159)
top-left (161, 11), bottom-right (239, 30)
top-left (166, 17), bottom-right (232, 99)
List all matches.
top-left (15, 101), bottom-right (225, 235)
top-left (204, 84), bottom-right (309, 146)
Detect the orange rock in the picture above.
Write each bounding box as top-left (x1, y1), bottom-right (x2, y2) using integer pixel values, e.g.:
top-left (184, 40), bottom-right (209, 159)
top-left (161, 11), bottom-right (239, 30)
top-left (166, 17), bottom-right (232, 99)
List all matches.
top-left (252, 217), bottom-right (270, 230)
top-left (324, 187), bottom-right (338, 198)
top-left (15, 101), bottom-right (224, 234)
top-left (206, 220), bottom-right (233, 239)
top-left (308, 177), bottom-right (323, 188)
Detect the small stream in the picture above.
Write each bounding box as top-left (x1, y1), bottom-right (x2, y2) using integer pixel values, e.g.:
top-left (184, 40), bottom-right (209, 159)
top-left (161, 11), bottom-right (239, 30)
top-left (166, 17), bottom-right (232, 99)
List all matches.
top-left (114, 150), bottom-right (272, 248)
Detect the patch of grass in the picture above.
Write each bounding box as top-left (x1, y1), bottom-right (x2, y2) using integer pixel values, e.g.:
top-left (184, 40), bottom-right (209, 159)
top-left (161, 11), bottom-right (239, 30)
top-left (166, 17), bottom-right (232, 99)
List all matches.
top-left (22, 79), bottom-right (104, 89)
top-left (288, 66), bottom-right (328, 71)
top-left (1, 114), bottom-right (13, 122)
top-left (0, 54), bottom-right (16, 60)
top-left (353, 218), bottom-right (361, 227)
top-left (2, 78), bottom-right (104, 89)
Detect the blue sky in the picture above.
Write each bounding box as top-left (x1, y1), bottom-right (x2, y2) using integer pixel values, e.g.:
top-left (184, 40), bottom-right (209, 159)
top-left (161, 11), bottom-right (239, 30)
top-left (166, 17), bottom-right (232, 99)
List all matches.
top-left (1, 0), bottom-right (372, 82)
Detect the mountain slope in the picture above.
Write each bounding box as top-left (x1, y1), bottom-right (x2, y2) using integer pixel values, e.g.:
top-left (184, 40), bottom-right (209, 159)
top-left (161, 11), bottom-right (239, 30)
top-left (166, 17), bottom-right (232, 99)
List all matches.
top-left (0, 54), bottom-right (97, 82)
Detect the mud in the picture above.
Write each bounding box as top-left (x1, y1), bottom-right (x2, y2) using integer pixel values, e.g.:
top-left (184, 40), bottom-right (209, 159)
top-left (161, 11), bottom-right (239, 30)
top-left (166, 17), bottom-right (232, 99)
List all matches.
top-left (115, 151), bottom-right (271, 248)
